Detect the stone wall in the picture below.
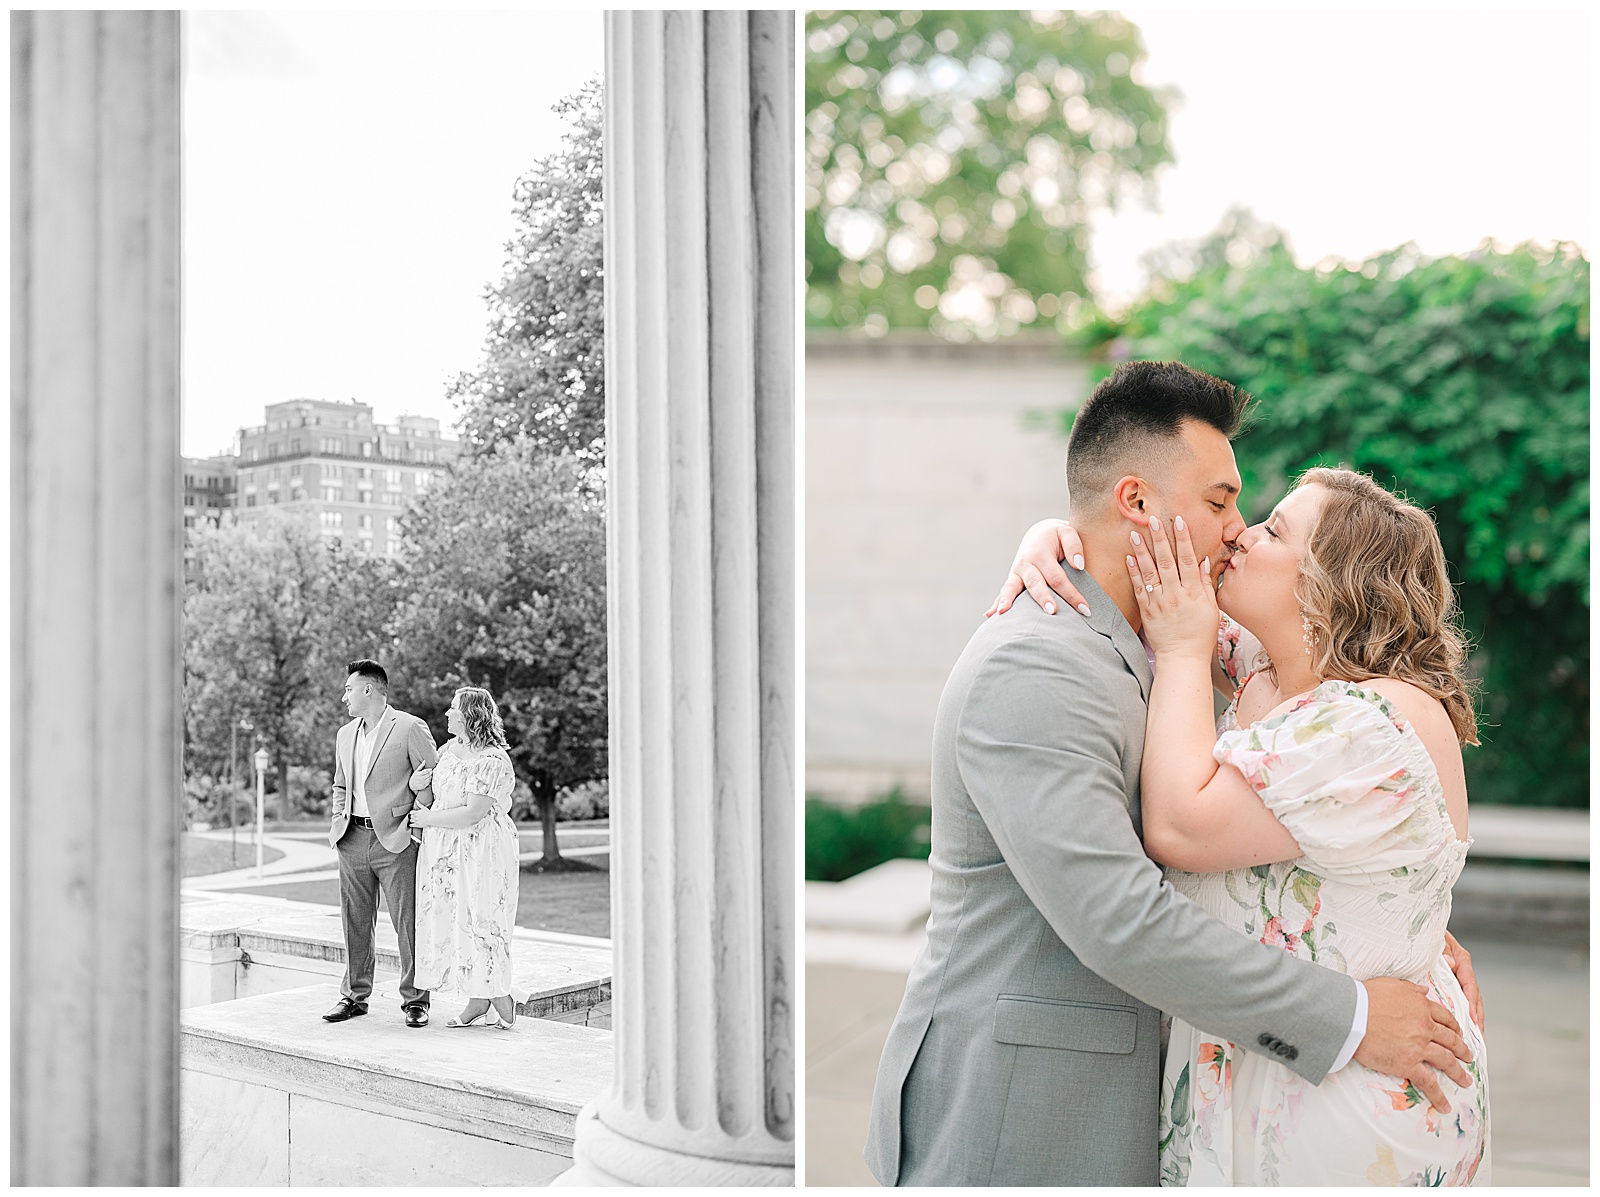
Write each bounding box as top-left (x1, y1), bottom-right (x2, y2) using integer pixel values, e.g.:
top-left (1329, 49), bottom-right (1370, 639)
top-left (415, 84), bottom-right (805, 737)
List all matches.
top-left (805, 333), bottom-right (1092, 802)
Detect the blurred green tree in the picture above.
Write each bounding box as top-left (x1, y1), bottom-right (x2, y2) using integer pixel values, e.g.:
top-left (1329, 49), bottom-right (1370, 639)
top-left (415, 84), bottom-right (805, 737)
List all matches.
top-left (1086, 221), bottom-right (1590, 807)
top-left (805, 9), bottom-right (1172, 338)
top-left (452, 80), bottom-right (605, 464)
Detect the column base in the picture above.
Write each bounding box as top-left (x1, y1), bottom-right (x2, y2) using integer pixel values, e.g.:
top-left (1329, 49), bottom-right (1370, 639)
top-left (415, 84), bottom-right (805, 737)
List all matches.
top-left (553, 1104), bottom-right (793, 1187)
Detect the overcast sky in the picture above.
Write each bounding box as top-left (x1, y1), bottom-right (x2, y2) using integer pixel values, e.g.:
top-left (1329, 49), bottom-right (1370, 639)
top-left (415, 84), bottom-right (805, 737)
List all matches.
top-left (181, 10), bottom-right (604, 457)
top-left (1090, 8), bottom-right (1591, 303)
top-left (182, 10), bottom-right (1590, 455)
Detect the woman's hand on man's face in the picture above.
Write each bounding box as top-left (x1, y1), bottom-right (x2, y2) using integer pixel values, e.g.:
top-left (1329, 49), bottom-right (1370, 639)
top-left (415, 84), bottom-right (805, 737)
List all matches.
top-left (1125, 514), bottom-right (1219, 661)
top-left (986, 519), bottom-right (1093, 619)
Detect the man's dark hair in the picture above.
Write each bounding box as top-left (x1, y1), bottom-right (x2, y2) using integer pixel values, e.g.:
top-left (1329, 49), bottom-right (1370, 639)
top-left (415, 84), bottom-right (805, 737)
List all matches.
top-left (347, 659), bottom-right (389, 691)
top-left (1065, 360), bottom-right (1252, 510)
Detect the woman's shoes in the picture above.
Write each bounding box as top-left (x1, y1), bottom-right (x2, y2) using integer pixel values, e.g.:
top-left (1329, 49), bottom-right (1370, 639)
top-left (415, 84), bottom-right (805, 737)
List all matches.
top-left (444, 1006), bottom-right (495, 1029)
top-left (490, 997), bottom-right (517, 1030)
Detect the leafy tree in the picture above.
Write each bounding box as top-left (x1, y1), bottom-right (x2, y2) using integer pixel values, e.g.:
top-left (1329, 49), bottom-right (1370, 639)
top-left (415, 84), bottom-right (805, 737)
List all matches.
top-left (392, 440), bottom-right (607, 865)
top-left (1085, 222), bottom-right (1590, 807)
top-left (452, 80), bottom-right (605, 464)
top-left (184, 513), bottom-right (355, 820)
top-left (806, 9), bottom-right (1172, 337)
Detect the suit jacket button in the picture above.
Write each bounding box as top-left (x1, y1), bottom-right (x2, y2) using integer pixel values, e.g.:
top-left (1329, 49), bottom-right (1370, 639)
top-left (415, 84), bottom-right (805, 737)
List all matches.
top-left (1258, 1033), bottom-right (1276, 1048)
top-left (1284, 1046), bottom-right (1298, 1061)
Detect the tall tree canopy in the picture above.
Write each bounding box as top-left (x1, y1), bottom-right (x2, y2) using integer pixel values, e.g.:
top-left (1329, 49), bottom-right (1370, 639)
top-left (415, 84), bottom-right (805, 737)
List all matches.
top-left (453, 80), bottom-right (605, 462)
top-left (392, 441), bottom-right (608, 863)
top-left (806, 9), bottom-right (1172, 338)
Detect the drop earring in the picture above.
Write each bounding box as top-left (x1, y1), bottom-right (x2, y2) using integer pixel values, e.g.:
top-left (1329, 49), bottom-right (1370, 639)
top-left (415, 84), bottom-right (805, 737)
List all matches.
top-left (1300, 607), bottom-right (1319, 653)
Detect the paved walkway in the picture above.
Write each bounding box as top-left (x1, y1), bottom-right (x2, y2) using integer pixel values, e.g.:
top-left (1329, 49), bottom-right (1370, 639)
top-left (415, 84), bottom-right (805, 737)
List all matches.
top-left (185, 825), bottom-right (610, 891)
top-left (806, 898), bottom-right (1588, 1186)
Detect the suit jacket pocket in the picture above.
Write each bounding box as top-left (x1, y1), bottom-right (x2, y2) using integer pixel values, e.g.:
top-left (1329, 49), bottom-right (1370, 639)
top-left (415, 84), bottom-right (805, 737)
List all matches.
top-left (993, 994), bottom-right (1137, 1055)
top-left (391, 801), bottom-right (415, 817)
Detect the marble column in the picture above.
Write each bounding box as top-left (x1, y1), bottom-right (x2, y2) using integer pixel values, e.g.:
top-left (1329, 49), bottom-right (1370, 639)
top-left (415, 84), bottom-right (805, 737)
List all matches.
top-left (558, 10), bottom-right (794, 1187)
top-left (10, 11), bottom-right (182, 1186)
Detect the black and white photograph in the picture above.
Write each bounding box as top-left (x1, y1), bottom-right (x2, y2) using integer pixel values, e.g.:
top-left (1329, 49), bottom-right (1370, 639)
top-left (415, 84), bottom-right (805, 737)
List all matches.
top-left (12, 9), bottom-right (794, 1186)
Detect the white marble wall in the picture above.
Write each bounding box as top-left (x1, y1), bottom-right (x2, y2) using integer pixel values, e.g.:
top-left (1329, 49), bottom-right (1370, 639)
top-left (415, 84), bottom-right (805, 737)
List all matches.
top-left (806, 335), bottom-right (1091, 801)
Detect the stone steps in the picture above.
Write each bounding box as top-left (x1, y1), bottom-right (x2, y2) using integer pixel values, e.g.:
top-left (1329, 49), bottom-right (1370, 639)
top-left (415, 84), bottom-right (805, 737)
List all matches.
top-left (181, 891), bottom-right (611, 1019)
top-left (180, 979), bottom-right (611, 1185)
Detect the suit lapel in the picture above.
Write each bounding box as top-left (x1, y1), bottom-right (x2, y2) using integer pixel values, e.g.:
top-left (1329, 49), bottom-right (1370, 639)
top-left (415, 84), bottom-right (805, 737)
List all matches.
top-left (343, 719), bottom-right (360, 790)
top-left (362, 706), bottom-right (397, 782)
top-left (1066, 567), bottom-right (1154, 703)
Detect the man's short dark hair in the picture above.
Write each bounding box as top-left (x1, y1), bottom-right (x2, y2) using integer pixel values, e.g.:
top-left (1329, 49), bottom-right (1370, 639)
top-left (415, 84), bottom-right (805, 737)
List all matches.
top-left (347, 659), bottom-right (389, 691)
top-left (1065, 360), bottom-right (1251, 509)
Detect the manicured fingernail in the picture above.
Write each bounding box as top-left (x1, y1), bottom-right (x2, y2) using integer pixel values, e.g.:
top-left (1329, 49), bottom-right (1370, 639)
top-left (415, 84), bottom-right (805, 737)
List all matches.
top-left (1174, 515), bottom-right (1184, 531)
top-left (1130, 530), bottom-right (1142, 546)
top-left (1126, 555), bottom-right (1137, 569)
top-left (1044, 601), bottom-right (1056, 615)
top-left (1076, 603), bottom-right (1092, 617)
top-left (1201, 556), bottom-right (1210, 574)
top-left (1149, 516), bottom-right (1159, 530)
top-left (1072, 554), bottom-right (1084, 570)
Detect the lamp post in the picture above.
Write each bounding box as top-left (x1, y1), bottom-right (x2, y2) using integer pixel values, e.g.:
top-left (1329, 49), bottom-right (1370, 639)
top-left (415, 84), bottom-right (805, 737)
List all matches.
top-left (232, 716), bottom-right (253, 866)
top-left (253, 745), bottom-right (269, 878)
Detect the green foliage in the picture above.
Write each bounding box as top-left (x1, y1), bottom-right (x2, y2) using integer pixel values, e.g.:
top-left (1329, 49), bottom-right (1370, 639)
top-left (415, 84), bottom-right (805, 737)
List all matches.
top-left (453, 80), bottom-right (605, 464)
top-left (1089, 223), bottom-right (1590, 807)
top-left (391, 441), bottom-right (608, 856)
top-left (805, 789), bottom-right (931, 882)
top-left (806, 9), bottom-right (1171, 337)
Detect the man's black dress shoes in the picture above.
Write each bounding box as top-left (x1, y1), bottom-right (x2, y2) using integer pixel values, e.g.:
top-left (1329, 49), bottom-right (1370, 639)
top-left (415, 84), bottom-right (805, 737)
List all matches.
top-left (322, 997), bottom-right (368, 1022)
top-left (404, 1005), bottom-right (429, 1028)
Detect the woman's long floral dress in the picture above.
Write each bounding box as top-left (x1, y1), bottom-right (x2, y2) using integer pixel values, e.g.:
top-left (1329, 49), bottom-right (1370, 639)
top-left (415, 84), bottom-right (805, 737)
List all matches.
top-left (414, 745), bottom-right (519, 997)
top-left (1157, 619), bottom-right (1490, 1186)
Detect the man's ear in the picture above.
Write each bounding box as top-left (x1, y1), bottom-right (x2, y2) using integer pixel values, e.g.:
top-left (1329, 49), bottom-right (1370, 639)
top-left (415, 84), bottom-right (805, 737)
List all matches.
top-left (1111, 475), bottom-right (1154, 523)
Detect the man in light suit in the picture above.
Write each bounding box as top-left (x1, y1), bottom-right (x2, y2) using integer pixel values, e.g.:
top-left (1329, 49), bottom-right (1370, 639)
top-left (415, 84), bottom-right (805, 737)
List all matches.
top-left (322, 659), bottom-right (440, 1028)
top-left (864, 362), bottom-right (1476, 1185)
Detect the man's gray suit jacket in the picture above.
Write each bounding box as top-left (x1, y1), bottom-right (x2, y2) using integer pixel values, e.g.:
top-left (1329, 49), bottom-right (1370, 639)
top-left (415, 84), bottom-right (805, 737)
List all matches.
top-left (863, 571), bottom-right (1358, 1186)
top-left (328, 707), bottom-right (438, 854)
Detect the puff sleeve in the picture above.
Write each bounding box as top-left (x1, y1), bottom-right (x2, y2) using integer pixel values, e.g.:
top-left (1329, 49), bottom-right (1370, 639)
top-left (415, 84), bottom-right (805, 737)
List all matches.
top-left (1214, 686), bottom-right (1444, 876)
top-left (1216, 614), bottom-right (1269, 689)
top-left (465, 751), bottom-right (517, 815)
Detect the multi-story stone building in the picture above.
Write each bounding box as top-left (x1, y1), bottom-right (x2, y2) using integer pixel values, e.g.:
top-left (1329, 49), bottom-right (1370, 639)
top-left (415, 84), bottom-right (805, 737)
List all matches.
top-left (182, 453), bottom-right (237, 532)
top-left (231, 398), bottom-right (459, 556)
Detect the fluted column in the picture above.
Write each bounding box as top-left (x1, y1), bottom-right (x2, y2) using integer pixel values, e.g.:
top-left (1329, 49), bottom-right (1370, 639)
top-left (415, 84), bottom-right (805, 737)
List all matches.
top-left (558, 10), bottom-right (794, 1187)
top-left (10, 11), bottom-right (182, 1186)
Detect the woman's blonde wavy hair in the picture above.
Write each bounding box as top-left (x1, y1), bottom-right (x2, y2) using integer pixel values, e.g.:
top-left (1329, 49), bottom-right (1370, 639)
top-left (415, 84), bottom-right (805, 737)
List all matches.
top-left (454, 686), bottom-right (509, 750)
top-left (1294, 467), bottom-right (1479, 745)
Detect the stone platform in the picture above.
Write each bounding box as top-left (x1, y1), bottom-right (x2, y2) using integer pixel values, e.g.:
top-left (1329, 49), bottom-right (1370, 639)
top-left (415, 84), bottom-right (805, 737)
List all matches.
top-left (180, 979), bottom-right (612, 1185)
top-left (181, 891), bottom-right (611, 1019)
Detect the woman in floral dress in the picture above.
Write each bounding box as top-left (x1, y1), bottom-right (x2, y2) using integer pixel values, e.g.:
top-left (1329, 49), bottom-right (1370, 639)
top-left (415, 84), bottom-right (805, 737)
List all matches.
top-left (407, 686), bottom-right (520, 1029)
top-left (998, 467), bottom-right (1489, 1185)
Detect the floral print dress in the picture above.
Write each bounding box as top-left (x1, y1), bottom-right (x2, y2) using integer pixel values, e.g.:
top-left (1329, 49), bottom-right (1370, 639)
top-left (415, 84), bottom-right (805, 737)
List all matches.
top-left (414, 746), bottom-right (519, 998)
top-left (1157, 620), bottom-right (1489, 1186)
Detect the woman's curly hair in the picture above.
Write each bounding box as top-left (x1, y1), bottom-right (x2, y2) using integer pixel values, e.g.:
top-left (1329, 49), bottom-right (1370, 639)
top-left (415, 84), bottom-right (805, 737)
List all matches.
top-left (453, 686), bottom-right (509, 750)
top-left (1295, 467), bottom-right (1479, 745)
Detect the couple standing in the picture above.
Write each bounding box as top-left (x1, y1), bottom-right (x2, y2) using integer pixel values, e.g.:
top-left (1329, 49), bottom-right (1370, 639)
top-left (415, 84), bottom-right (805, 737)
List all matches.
top-left (319, 660), bottom-right (523, 1031)
top-left (865, 362), bottom-right (1490, 1186)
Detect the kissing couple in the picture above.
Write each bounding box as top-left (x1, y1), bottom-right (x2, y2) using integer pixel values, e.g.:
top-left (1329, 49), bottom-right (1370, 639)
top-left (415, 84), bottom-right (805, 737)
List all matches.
top-left (865, 361), bottom-right (1490, 1186)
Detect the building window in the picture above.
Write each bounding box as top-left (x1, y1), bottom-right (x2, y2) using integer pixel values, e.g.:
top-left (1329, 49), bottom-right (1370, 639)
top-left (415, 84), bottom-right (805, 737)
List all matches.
top-left (290, 464), bottom-right (301, 478)
top-left (245, 495), bottom-right (257, 507)
top-left (184, 515), bottom-right (195, 529)
top-left (246, 448), bottom-right (259, 462)
top-left (358, 514), bottom-right (372, 529)
top-left (320, 511), bottom-right (342, 530)
top-left (322, 486), bottom-right (342, 502)
top-left (269, 467), bottom-right (279, 481)
top-left (266, 443), bottom-right (279, 457)
top-left (360, 442), bottom-right (373, 458)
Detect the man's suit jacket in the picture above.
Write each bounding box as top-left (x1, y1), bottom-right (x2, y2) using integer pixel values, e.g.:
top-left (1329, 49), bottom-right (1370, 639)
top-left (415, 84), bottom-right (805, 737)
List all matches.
top-left (863, 569), bottom-right (1359, 1187)
top-left (328, 706), bottom-right (439, 854)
